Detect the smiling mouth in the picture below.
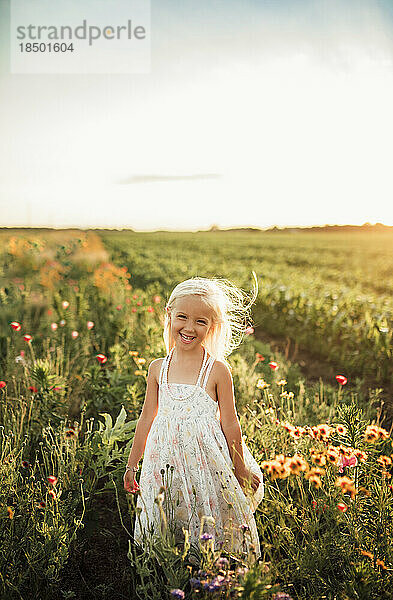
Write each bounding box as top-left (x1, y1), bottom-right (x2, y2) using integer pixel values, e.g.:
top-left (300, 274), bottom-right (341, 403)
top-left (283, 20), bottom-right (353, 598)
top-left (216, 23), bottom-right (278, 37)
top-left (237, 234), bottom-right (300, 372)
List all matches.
top-left (180, 333), bottom-right (195, 341)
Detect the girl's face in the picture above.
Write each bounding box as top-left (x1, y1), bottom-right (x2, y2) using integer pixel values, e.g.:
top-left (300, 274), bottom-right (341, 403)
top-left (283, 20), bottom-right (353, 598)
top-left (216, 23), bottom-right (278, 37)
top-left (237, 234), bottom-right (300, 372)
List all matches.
top-left (167, 295), bottom-right (214, 349)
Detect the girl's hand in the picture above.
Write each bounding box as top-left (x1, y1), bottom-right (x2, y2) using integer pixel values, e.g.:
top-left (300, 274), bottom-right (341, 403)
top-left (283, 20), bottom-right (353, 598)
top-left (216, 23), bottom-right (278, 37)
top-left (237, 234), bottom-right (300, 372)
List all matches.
top-left (235, 467), bottom-right (261, 494)
top-left (124, 469), bottom-right (140, 494)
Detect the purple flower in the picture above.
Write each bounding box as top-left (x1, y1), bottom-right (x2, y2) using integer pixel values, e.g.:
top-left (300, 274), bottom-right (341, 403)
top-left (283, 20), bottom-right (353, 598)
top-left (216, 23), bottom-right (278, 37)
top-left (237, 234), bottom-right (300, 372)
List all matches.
top-left (272, 593), bottom-right (293, 600)
top-left (216, 557), bottom-right (229, 569)
top-left (170, 590), bottom-right (185, 600)
top-left (200, 532), bottom-right (213, 541)
top-left (189, 577), bottom-right (202, 590)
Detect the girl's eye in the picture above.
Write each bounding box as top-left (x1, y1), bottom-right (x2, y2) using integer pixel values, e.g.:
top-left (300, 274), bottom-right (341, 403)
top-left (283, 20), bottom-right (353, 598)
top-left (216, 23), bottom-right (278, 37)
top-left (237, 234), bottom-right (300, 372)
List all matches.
top-left (198, 321), bottom-right (207, 325)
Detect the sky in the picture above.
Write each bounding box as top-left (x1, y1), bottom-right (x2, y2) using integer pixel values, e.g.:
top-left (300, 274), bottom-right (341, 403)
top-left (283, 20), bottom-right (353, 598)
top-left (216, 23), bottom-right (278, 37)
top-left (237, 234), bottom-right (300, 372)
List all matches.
top-left (1, 0), bottom-right (393, 231)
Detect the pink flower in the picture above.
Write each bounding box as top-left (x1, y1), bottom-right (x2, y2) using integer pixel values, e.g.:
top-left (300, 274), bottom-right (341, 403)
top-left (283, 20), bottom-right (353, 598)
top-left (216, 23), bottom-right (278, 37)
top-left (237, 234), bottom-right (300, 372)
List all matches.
top-left (62, 300), bottom-right (69, 309)
top-left (71, 330), bottom-right (79, 339)
top-left (0, 381), bottom-right (6, 389)
top-left (245, 326), bottom-right (254, 335)
top-left (153, 295), bottom-right (161, 303)
top-left (87, 321), bottom-right (94, 330)
top-left (147, 306), bottom-right (154, 313)
top-left (338, 454), bottom-right (358, 473)
top-left (51, 323), bottom-right (58, 331)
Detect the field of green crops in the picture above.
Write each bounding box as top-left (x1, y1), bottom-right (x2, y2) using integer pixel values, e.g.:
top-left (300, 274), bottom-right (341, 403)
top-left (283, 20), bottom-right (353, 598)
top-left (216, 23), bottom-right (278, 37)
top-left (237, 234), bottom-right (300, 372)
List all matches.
top-left (0, 228), bottom-right (392, 600)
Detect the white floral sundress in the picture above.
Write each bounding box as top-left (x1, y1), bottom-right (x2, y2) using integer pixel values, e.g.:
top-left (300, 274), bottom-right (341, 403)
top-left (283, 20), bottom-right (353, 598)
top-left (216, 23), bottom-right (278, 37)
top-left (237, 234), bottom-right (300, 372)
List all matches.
top-left (133, 346), bottom-right (264, 559)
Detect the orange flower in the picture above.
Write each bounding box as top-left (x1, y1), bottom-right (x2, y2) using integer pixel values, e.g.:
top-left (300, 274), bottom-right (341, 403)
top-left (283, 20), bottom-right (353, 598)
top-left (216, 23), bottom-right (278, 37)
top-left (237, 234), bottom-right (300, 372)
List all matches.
top-left (7, 507), bottom-right (14, 519)
top-left (336, 424), bottom-right (347, 436)
top-left (308, 475), bottom-right (322, 489)
top-left (256, 353), bottom-right (265, 362)
top-left (377, 455), bottom-right (392, 468)
top-left (336, 476), bottom-right (357, 499)
top-left (353, 449), bottom-right (368, 462)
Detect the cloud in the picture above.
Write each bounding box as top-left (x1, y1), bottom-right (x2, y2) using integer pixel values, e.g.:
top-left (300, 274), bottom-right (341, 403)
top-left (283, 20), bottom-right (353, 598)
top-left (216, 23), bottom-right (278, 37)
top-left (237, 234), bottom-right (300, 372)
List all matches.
top-left (117, 173), bottom-right (221, 184)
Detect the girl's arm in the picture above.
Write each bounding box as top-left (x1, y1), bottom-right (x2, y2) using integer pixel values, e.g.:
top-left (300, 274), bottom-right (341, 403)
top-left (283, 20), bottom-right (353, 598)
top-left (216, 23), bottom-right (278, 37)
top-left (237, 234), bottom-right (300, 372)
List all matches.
top-left (126, 359), bottom-right (160, 469)
top-left (216, 361), bottom-right (261, 493)
top-left (215, 361), bottom-right (247, 475)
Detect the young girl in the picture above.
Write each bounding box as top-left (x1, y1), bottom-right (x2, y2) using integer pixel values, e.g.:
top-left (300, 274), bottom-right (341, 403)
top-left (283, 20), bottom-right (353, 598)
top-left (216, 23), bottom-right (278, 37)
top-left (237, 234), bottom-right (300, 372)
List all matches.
top-left (124, 273), bottom-right (264, 559)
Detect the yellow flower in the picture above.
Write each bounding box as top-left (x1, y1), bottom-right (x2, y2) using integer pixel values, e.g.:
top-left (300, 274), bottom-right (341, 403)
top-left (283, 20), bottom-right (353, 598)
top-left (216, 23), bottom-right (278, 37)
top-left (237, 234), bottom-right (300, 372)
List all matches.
top-left (256, 379), bottom-right (270, 389)
top-left (7, 507), bottom-right (14, 520)
top-left (277, 379), bottom-right (287, 386)
top-left (129, 351), bottom-right (139, 356)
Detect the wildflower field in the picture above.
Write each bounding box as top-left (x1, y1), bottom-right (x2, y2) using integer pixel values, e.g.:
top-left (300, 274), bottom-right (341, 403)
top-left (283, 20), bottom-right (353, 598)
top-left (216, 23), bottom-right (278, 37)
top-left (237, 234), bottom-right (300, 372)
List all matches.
top-left (0, 228), bottom-right (392, 600)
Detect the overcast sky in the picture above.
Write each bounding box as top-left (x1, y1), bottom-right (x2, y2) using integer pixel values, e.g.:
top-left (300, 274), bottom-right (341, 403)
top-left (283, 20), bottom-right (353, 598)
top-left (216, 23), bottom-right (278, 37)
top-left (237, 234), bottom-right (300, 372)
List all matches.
top-left (1, 0), bottom-right (393, 230)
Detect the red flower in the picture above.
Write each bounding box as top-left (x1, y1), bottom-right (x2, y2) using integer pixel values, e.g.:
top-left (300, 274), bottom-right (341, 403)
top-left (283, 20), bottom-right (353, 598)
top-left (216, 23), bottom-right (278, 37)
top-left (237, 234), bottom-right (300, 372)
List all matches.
top-left (137, 301), bottom-right (142, 306)
top-left (47, 476), bottom-right (58, 486)
top-left (96, 353), bottom-right (107, 364)
top-left (71, 330), bottom-right (79, 339)
top-left (256, 353), bottom-right (265, 362)
top-left (269, 361), bottom-right (279, 371)
top-left (53, 386), bottom-right (62, 391)
top-left (245, 326), bottom-right (254, 335)
top-left (312, 500), bottom-right (317, 509)
top-left (0, 381), bottom-right (6, 389)
top-left (147, 306), bottom-right (154, 313)
top-left (20, 350), bottom-right (25, 357)
top-left (48, 489), bottom-right (57, 499)
top-left (23, 334), bottom-right (32, 343)
top-left (132, 308), bottom-right (137, 313)
top-left (336, 375), bottom-right (348, 385)
top-left (10, 321), bottom-right (21, 331)
top-left (337, 502), bottom-right (348, 512)
top-left (28, 385), bottom-right (38, 393)
top-left (47, 309), bottom-right (52, 316)
top-left (116, 305), bottom-right (122, 311)
top-left (133, 294), bottom-right (138, 300)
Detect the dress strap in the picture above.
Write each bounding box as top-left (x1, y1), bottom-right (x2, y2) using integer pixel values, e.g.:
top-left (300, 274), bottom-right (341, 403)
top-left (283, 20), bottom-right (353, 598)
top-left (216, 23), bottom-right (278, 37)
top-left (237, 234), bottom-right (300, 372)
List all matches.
top-left (201, 355), bottom-right (215, 390)
top-left (160, 346), bottom-right (209, 386)
top-left (158, 354), bottom-right (169, 386)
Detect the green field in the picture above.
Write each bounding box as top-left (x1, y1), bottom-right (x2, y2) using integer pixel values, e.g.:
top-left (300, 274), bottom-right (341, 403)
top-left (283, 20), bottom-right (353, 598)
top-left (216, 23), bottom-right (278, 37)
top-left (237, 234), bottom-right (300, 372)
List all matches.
top-left (0, 228), bottom-right (392, 600)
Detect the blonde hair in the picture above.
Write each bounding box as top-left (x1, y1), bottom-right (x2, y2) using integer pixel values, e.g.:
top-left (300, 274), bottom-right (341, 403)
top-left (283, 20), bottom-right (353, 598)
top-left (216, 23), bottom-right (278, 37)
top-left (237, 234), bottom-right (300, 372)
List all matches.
top-left (163, 272), bottom-right (258, 368)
